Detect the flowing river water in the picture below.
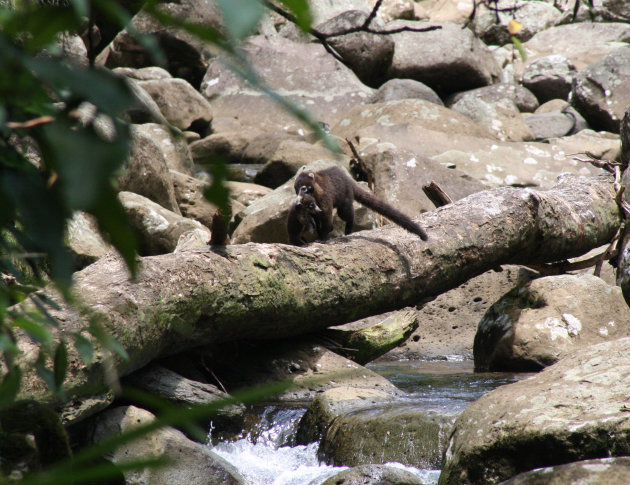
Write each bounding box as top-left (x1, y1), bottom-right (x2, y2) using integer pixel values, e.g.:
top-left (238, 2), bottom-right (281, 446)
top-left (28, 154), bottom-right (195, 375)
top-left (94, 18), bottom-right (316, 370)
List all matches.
top-left (209, 359), bottom-right (529, 485)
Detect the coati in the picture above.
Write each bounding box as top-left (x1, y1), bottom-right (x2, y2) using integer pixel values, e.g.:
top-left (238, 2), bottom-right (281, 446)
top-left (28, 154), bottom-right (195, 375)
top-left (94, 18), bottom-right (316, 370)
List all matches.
top-left (293, 166), bottom-right (428, 242)
top-left (286, 193), bottom-right (323, 245)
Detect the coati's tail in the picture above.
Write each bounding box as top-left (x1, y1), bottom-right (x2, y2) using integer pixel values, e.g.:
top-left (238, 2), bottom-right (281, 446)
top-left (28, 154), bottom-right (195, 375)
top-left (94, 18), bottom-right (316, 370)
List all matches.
top-left (353, 186), bottom-right (428, 241)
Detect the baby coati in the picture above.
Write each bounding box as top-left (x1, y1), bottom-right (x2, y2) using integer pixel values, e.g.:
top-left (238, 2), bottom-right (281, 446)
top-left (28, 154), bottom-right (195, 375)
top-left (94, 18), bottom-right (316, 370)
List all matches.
top-left (286, 193), bottom-right (323, 245)
top-left (293, 166), bottom-right (428, 242)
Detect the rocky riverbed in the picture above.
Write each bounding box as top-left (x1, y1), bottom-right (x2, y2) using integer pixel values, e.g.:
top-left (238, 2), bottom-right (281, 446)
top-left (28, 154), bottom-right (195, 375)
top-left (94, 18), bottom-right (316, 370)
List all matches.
top-left (14, 0), bottom-right (630, 484)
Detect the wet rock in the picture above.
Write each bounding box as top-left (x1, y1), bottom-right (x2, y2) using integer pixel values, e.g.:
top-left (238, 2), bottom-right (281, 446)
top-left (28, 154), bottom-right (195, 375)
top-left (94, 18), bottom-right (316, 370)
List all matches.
top-left (386, 21), bottom-right (501, 95)
top-left (118, 125), bottom-right (181, 214)
top-left (138, 78), bottom-right (213, 135)
top-left (320, 402), bottom-right (458, 468)
top-left (322, 464), bottom-right (426, 485)
top-left (472, 0), bottom-right (561, 46)
top-left (440, 337), bottom-right (630, 484)
top-left (522, 55), bottom-right (576, 104)
top-left (91, 406), bottom-right (245, 485)
top-left (571, 45), bottom-right (630, 133)
top-left (370, 78), bottom-right (443, 106)
top-left (316, 10), bottom-right (394, 87)
top-left (474, 274), bottom-right (630, 372)
top-left (118, 191), bottom-right (210, 255)
top-left (499, 457), bottom-right (630, 485)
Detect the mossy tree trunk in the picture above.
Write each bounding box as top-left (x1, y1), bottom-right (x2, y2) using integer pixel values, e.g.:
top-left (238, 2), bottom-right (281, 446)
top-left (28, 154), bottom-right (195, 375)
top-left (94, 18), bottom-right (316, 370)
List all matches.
top-left (9, 173), bottom-right (622, 404)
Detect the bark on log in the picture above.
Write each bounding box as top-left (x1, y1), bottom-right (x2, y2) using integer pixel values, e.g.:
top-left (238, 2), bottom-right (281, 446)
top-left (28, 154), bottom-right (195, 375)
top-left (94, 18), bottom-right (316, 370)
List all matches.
top-left (9, 173), bottom-right (622, 403)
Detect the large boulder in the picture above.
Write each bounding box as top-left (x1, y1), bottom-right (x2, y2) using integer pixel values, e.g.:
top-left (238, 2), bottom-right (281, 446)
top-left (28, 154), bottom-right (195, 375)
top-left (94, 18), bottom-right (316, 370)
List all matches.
top-left (571, 45), bottom-right (630, 133)
top-left (362, 146), bottom-right (486, 214)
top-left (499, 457), bottom-right (630, 485)
top-left (319, 401), bottom-right (458, 468)
top-left (522, 55), bottom-right (576, 104)
top-left (66, 211), bottom-right (113, 268)
top-left (98, 0), bottom-right (222, 87)
top-left (137, 78), bottom-right (213, 134)
top-left (370, 78), bottom-right (443, 106)
top-left (446, 83), bottom-right (539, 113)
top-left (200, 35), bottom-right (374, 134)
top-left (91, 405), bottom-right (244, 485)
top-left (439, 337), bottom-right (630, 484)
top-left (523, 22), bottom-right (630, 70)
top-left (322, 464), bottom-right (427, 485)
top-left (135, 123), bottom-right (195, 175)
top-left (385, 21), bottom-right (501, 95)
top-left (118, 191), bottom-right (210, 255)
top-left (315, 10), bottom-right (395, 87)
top-left (474, 274), bottom-right (630, 372)
top-left (118, 125), bottom-right (181, 214)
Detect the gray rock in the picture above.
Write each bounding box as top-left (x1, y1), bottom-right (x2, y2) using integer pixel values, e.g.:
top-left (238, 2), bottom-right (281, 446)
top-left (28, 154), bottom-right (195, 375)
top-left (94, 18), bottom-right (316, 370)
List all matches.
top-left (499, 457), bottom-right (630, 485)
top-left (472, 0), bottom-right (561, 45)
top-left (136, 123), bottom-right (195, 175)
top-left (66, 212), bottom-right (113, 268)
top-left (370, 78), bottom-right (443, 105)
top-left (118, 191), bottom-right (210, 255)
top-left (322, 464), bottom-right (426, 485)
top-left (254, 139), bottom-right (349, 188)
top-left (138, 78), bottom-right (213, 134)
top-left (309, 0), bottom-right (372, 25)
top-left (621, 105), bottom-right (630, 165)
top-left (524, 112), bottom-right (577, 140)
top-left (440, 337), bottom-right (630, 484)
top-left (174, 228), bottom-right (212, 252)
top-left (123, 364), bottom-right (245, 431)
top-left (363, 146), bottom-right (486, 214)
top-left (449, 97), bottom-right (534, 142)
top-left (446, 83), bottom-right (539, 113)
top-left (386, 20), bottom-right (501, 95)
top-left (91, 406), bottom-right (244, 485)
top-left (320, 402), bottom-right (458, 468)
top-left (113, 66), bottom-right (173, 81)
top-left (571, 45), bottom-right (630, 133)
top-left (225, 181), bottom-right (273, 208)
top-left (99, 0), bottom-right (222, 87)
top-left (119, 126), bottom-right (181, 214)
top-left (522, 55), bottom-right (576, 103)
top-left (122, 76), bottom-right (170, 125)
top-left (523, 22), bottom-right (630, 70)
top-left (315, 10), bottom-right (395, 87)
top-left (200, 35), bottom-right (374, 133)
top-left (169, 169), bottom-right (218, 229)
top-left (474, 274), bottom-right (630, 372)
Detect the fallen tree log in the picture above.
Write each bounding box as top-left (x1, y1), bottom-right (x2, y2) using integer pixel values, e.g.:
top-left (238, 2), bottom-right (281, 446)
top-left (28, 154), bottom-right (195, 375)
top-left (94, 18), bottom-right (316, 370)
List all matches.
top-left (9, 173), bottom-right (622, 404)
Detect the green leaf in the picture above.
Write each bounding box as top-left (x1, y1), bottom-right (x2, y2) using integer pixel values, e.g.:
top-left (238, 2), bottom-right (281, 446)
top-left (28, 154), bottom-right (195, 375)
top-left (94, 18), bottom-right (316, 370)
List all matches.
top-left (0, 368), bottom-right (21, 410)
top-left (512, 36), bottom-right (527, 61)
top-left (35, 350), bottom-right (56, 391)
top-left (277, 0), bottom-right (312, 32)
top-left (203, 156), bottom-right (231, 214)
top-left (12, 316), bottom-right (53, 344)
top-left (89, 322), bottom-right (129, 362)
top-left (72, 333), bottom-right (94, 365)
top-left (216, 0), bottom-right (265, 40)
top-left (54, 341), bottom-right (68, 390)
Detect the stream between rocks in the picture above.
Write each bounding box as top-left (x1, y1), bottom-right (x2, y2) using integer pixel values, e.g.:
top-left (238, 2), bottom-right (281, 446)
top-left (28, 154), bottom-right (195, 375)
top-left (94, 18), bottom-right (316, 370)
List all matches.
top-left (209, 360), bottom-right (529, 485)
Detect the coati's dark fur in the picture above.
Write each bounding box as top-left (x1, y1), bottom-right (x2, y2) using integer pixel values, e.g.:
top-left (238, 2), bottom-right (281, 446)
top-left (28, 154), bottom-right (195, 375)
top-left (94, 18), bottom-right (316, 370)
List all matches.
top-left (293, 166), bottom-right (428, 242)
top-left (286, 193), bottom-right (323, 245)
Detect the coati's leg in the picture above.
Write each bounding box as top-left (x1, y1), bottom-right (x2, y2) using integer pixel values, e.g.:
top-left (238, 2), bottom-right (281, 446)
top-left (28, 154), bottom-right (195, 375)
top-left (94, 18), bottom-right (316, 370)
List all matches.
top-left (336, 200), bottom-right (355, 235)
top-left (318, 211), bottom-right (335, 241)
